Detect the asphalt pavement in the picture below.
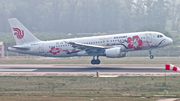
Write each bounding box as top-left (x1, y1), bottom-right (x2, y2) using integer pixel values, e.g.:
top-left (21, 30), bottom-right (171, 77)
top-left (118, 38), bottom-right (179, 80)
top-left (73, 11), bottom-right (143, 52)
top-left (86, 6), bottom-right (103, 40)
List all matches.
top-left (0, 64), bottom-right (169, 72)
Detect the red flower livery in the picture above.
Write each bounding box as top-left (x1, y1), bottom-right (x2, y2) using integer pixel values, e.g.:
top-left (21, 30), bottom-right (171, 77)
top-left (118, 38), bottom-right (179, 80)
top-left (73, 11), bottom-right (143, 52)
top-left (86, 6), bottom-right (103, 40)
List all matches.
top-left (72, 49), bottom-right (76, 52)
top-left (49, 47), bottom-right (60, 55)
top-left (13, 28), bottom-right (24, 39)
top-left (127, 35), bottom-right (143, 50)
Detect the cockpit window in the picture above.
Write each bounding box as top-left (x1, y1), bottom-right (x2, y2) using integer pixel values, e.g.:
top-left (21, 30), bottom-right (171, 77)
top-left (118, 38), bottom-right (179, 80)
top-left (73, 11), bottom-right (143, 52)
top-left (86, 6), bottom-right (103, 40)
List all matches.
top-left (157, 35), bottom-right (163, 38)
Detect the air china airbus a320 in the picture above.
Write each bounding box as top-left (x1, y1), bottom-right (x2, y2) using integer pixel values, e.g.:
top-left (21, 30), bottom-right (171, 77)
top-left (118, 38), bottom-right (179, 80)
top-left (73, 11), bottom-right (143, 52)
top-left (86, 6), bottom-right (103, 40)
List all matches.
top-left (8, 18), bottom-right (173, 65)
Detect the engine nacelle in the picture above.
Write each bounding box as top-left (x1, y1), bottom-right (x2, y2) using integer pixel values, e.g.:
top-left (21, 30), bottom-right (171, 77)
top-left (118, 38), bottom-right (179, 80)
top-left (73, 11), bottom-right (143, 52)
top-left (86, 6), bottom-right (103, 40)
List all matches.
top-left (105, 47), bottom-right (126, 58)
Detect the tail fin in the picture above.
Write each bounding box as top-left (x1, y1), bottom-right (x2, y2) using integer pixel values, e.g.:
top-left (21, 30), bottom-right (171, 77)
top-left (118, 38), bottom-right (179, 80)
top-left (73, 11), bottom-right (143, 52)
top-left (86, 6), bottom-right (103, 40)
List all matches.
top-left (8, 18), bottom-right (40, 45)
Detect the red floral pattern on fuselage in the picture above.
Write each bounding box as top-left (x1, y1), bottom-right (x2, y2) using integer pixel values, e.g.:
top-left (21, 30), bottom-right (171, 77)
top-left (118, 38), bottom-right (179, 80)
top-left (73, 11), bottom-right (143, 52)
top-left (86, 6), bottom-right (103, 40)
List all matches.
top-left (72, 49), bottom-right (76, 52)
top-left (127, 36), bottom-right (143, 50)
top-left (49, 47), bottom-right (60, 55)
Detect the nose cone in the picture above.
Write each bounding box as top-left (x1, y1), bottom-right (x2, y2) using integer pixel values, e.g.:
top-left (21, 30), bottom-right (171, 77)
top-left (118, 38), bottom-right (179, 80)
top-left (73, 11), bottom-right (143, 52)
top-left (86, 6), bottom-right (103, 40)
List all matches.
top-left (167, 37), bottom-right (173, 45)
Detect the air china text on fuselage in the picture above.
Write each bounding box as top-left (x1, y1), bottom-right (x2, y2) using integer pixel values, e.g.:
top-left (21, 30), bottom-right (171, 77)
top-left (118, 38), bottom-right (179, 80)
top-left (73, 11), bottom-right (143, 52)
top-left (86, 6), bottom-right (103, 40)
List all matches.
top-left (8, 18), bottom-right (173, 65)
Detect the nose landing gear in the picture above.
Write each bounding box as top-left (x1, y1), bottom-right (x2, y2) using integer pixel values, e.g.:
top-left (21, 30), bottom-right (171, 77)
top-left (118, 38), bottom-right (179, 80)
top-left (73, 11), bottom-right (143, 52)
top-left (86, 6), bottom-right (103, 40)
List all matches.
top-left (149, 50), bottom-right (154, 59)
top-left (91, 56), bottom-right (101, 65)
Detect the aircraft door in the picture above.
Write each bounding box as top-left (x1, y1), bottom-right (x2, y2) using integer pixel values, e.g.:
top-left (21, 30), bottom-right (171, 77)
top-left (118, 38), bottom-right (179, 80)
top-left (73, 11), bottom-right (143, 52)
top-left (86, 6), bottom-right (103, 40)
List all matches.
top-left (105, 37), bottom-right (111, 46)
top-left (39, 43), bottom-right (44, 53)
top-left (146, 33), bottom-right (152, 43)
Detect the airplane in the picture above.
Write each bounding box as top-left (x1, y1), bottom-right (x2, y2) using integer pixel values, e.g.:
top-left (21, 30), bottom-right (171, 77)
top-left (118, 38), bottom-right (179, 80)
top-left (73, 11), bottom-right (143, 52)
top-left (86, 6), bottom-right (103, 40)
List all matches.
top-left (8, 18), bottom-right (173, 65)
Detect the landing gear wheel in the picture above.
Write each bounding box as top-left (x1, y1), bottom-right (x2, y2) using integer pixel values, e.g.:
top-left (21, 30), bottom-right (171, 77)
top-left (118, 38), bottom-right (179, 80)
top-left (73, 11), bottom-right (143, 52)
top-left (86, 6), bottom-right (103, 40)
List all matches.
top-left (91, 59), bottom-right (96, 65)
top-left (91, 56), bottom-right (101, 65)
top-left (149, 50), bottom-right (154, 59)
top-left (150, 55), bottom-right (154, 59)
top-left (95, 59), bottom-right (100, 64)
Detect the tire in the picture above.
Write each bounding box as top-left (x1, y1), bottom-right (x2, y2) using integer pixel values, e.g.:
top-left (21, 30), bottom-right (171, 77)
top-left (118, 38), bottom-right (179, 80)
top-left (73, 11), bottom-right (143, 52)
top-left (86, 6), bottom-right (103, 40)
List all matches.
top-left (91, 59), bottom-right (96, 65)
top-left (95, 59), bottom-right (100, 65)
top-left (150, 55), bottom-right (154, 59)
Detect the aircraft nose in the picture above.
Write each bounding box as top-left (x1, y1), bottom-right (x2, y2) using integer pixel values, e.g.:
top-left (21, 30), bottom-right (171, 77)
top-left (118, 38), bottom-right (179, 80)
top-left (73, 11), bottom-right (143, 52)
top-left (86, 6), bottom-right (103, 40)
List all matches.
top-left (167, 37), bottom-right (173, 45)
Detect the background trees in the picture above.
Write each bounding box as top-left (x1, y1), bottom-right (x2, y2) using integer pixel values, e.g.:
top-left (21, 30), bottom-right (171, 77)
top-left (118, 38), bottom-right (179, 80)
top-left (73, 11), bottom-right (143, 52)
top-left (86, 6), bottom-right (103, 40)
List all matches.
top-left (1, 0), bottom-right (179, 33)
top-left (0, 0), bottom-right (180, 47)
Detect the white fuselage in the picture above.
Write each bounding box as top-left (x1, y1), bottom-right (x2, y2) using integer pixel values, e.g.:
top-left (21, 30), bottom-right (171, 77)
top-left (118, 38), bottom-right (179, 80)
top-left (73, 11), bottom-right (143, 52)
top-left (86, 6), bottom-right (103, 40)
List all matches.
top-left (8, 31), bottom-right (172, 57)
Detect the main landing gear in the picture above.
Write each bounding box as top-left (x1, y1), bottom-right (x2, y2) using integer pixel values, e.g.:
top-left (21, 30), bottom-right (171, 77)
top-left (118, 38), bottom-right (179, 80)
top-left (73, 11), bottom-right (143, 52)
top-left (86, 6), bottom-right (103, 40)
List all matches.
top-left (91, 56), bottom-right (100, 65)
top-left (149, 50), bottom-right (154, 59)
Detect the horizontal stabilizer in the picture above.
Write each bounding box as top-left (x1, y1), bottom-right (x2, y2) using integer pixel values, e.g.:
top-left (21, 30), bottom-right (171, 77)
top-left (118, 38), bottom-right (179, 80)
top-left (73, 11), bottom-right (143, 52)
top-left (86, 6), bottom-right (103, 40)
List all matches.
top-left (12, 45), bottom-right (30, 50)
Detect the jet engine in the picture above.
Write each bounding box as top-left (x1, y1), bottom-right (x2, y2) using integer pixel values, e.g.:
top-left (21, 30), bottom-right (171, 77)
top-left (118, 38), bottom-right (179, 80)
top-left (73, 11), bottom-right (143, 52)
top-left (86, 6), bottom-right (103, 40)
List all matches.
top-left (105, 47), bottom-right (126, 58)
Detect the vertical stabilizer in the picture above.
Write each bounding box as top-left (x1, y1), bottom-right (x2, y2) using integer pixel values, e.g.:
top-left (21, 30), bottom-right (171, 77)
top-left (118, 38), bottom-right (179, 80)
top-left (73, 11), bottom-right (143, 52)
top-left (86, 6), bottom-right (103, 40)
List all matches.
top-left (8, 18), bottom-right (40, 45)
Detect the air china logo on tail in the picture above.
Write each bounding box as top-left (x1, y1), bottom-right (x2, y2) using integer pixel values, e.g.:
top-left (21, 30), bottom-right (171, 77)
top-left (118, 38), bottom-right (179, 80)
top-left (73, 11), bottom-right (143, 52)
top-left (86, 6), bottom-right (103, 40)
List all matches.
top-left (13, 28), bottom-right (24, 39)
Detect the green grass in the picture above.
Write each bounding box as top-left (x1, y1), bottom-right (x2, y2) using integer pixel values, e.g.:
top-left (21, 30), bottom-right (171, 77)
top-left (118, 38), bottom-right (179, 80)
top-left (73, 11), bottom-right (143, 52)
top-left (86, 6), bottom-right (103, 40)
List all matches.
top-left (0, 96), bottom-right (158, 101)
top-left (0, 57), bottom-right (179, 100)
top-left (0, 76), bottom-right (179, 101)
top-left (0, 56), bottom-right (180, 64)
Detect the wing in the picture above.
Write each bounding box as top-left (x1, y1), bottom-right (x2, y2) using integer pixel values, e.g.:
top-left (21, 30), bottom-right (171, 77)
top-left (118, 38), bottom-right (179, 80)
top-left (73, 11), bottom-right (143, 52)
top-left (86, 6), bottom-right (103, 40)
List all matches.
top-left (67, 41), bottom-right (109, 55)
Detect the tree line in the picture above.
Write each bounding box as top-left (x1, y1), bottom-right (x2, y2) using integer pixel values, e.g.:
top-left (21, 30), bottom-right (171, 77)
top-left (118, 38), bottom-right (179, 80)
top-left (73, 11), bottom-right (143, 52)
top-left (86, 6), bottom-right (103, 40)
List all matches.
top-left (0, 0), bottom-right (180, 34)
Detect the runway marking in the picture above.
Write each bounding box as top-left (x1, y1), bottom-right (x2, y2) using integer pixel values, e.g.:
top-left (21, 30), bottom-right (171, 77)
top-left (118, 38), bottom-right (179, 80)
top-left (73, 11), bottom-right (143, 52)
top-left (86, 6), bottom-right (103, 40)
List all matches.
top-left (0, 69), bottom-right (37, 72)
